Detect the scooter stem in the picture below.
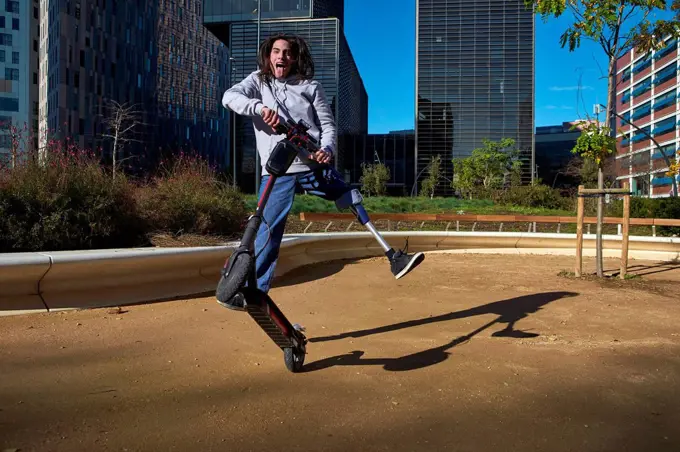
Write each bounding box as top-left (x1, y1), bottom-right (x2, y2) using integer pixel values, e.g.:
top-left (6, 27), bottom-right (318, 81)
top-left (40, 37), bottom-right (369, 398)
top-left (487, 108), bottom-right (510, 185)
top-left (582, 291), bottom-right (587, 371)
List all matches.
top-left (240, 174), bottom-right (278, 253)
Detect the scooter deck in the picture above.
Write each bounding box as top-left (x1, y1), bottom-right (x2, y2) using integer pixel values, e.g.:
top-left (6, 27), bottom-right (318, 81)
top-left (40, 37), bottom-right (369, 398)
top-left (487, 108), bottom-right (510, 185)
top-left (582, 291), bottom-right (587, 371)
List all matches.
top-left (243, 288), bottom-right (306, 350)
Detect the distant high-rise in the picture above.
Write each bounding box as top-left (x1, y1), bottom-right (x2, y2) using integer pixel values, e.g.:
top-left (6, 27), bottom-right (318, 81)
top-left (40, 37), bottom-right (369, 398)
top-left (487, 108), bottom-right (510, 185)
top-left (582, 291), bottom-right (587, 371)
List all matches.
top-left (1, 0), bottom-right (39, 165)
top-left (415, 0), bottom-right (535, 195)
top-left (204, 0), bottom-right (368, 192)
top-left (37, 0), bottom-right (230, 170)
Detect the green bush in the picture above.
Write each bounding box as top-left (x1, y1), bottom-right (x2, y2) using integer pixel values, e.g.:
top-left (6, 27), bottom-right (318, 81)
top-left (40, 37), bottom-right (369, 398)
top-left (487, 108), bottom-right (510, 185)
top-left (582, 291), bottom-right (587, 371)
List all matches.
top-left (0, 139), bottom-right (249, 252)
top-left (608, 196), bottom-right (663, 218)
top-left (0, 146), bottom-right (146, 252)
top-left (494, 184), bottom-right (575, 211)
top-left (608, 196), bottom-right (680, 236)
top-left (136, 153), bottom-right (247, 237)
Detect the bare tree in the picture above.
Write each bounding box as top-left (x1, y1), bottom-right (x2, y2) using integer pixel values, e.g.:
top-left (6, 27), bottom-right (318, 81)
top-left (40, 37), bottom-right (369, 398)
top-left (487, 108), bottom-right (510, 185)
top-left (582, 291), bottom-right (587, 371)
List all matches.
top-left (101, 100), bottom-right (144, 180)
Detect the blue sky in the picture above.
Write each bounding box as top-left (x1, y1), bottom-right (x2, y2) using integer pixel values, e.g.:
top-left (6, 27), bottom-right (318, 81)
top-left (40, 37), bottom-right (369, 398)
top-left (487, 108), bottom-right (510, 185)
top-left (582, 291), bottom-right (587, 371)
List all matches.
top-left (342, 0), bottom-right (615, 133)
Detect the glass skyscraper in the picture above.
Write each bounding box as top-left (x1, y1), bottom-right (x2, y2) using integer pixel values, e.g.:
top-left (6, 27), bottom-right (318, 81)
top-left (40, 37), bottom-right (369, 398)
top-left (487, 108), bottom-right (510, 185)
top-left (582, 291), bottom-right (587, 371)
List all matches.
top-left (416, 0), bottom-right (535, 195)
top-left (204, 0), bottom-right (367, 192)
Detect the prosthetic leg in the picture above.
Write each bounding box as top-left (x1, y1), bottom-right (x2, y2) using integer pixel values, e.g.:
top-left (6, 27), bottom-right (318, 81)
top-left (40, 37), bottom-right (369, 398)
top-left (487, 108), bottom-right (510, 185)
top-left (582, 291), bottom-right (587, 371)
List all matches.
top-left (336, 188), bottom-right (425, 279)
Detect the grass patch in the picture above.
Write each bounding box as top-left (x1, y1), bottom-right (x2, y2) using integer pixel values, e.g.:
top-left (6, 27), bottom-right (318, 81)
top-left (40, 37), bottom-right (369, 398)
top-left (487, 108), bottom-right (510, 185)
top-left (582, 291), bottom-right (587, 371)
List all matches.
top-left (244, 194), bottom-right (575, 217)
top-left (557, 270), bottom-right (576, 278)
top-left (558, 269), bottom-right (643, 282)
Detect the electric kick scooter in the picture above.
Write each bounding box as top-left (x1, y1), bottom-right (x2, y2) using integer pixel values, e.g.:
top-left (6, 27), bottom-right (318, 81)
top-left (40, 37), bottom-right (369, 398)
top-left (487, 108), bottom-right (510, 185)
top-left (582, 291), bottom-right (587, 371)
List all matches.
top-left (215, 118), bottom-right (321, 372)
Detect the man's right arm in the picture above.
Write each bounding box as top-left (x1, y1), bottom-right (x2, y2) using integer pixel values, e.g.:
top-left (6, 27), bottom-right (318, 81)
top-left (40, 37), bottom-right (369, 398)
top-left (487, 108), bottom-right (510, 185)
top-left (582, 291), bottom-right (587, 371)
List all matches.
top-left (222, 72), bottom-right (265, 117)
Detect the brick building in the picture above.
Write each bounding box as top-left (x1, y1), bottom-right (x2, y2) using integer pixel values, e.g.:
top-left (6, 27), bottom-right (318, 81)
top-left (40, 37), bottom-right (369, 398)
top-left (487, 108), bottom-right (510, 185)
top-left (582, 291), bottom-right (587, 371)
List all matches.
top-left (615, 37), bottom-right (680, 197)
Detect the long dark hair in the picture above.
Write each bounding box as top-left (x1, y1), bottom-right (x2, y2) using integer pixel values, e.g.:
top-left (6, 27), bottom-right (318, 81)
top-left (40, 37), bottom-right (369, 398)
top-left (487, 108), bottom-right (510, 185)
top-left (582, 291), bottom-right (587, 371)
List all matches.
top-left (257, 34), bottom-right (315, 83)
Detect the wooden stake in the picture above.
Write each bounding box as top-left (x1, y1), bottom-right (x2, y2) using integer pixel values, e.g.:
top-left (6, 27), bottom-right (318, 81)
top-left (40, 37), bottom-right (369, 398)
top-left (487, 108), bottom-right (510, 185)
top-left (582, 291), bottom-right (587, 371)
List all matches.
top-left (576, 185), bottom-right (585, 277)
top-left (621, 182), bottom-right (630, 280)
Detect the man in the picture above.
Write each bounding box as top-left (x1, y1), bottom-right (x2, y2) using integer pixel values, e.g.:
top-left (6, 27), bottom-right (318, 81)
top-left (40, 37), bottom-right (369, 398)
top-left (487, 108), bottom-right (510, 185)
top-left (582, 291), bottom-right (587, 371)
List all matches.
top-left (219, 34), bottom-right (423, 311)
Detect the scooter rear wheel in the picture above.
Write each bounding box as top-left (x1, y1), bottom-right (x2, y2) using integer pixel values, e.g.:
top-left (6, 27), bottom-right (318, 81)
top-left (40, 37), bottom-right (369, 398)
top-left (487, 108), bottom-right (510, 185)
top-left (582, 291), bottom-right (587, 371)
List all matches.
top-left (284, 346), bottom-right (305, 373)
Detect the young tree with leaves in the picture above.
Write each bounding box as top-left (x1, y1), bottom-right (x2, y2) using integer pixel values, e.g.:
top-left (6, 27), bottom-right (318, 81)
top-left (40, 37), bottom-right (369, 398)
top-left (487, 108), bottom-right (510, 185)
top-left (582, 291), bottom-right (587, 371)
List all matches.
top-left (452, 137), bottom-right (522, 198)
top-left (359, 162), bottom-right (391, 197)
top-left (668, 151), bottom-right (680, 177)
top-left (570, 119), bottom-right (618, 277)
top-left (420, 155), bottom-right (442, 199)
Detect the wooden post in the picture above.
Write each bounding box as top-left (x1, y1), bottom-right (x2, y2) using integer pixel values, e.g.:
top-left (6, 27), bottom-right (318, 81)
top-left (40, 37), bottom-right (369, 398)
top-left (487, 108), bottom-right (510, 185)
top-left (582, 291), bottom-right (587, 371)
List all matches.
top-left (576, 185), bottom-right (585, 277)
top-left (621, 182), bottom-right (630, 280)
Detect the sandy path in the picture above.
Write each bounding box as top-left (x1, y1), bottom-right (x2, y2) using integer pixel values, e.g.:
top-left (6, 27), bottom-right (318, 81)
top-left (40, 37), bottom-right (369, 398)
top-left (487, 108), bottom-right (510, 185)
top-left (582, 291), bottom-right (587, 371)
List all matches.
top-left (1, 253), bottom-right (679, 451)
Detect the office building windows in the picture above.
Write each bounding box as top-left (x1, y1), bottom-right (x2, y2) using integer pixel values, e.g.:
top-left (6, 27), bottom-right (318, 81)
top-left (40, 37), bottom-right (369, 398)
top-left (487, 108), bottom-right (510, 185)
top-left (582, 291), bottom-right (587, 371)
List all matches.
top-left (416, 0), bottom-right (535, 195)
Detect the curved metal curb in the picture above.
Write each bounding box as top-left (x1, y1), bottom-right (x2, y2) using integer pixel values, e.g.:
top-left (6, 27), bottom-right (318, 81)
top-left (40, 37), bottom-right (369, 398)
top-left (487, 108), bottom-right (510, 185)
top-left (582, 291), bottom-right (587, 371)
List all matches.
top-left (1, 232), bottom-right (678, 317)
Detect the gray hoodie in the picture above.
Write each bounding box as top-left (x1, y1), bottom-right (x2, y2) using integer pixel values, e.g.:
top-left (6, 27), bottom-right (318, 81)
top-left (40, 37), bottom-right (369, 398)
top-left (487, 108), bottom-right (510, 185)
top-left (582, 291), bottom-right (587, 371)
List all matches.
top-left (221, 70), bottom-right (337, 175)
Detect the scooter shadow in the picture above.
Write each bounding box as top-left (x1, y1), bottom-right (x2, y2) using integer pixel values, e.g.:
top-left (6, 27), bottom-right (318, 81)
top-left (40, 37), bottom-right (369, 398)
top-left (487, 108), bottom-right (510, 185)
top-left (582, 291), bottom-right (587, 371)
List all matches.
top-left (302, 291), bottom-right (578, 373)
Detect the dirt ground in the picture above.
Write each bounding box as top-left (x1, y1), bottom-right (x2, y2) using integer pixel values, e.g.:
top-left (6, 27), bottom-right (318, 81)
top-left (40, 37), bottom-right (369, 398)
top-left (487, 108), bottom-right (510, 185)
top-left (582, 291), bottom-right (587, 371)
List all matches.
top-left (1, 253), bottom-right (680, 452)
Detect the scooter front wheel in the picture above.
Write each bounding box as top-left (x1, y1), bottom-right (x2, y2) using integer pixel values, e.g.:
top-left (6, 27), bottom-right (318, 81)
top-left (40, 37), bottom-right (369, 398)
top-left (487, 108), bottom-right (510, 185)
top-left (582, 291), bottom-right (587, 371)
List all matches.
top-left (216, 252), bottom-right (253, 303)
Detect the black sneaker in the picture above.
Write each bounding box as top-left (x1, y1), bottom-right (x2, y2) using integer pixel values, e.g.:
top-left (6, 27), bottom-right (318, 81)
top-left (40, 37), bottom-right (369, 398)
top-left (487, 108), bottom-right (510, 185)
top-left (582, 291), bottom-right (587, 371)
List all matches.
top-left (388, 241), bottom-right (425, 279)
top-left (216, 291), bottom-right (246, 311)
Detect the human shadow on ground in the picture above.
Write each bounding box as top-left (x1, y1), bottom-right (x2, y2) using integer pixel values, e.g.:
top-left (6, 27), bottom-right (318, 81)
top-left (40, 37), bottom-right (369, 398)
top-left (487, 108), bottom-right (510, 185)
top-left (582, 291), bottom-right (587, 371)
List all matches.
top-left (303, 291), bottom-right (578, 373)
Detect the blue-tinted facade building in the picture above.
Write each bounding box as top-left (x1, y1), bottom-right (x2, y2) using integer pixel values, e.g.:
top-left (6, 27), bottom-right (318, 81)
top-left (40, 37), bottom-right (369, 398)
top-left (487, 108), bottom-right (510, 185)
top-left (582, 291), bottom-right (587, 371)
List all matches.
top-left (37, 0), bottom-right (230, 171)
top-left (1, 0), bottom-right (39, 165)
top-left (534, 122), bottom-right (583, 189)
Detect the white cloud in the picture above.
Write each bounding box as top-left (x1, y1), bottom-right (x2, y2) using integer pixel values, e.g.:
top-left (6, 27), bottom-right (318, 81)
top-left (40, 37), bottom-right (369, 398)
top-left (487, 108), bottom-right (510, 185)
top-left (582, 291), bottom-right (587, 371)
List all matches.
top-left (549, 85), bottom-right (594, 91)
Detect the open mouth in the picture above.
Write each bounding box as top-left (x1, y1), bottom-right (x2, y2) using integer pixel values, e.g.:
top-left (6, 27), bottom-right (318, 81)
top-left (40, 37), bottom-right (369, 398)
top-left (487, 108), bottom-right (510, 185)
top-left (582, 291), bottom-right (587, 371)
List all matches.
top-left (273, 62), bottom-right (288, 77)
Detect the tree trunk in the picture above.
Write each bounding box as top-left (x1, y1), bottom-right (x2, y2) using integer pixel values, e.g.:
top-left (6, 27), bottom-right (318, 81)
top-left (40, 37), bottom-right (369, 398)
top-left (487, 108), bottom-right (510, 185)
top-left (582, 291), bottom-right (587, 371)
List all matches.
top-left (598, 56), bottom-right (618, 277)
top-left (596, 168), bottom-right (604, 277)
top-left (112, 121), bottom-right (119, 181)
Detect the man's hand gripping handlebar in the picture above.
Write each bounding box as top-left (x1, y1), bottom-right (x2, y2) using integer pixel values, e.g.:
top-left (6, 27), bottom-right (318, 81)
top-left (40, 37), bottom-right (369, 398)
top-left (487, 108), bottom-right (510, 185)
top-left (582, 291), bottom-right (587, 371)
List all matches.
top-left (265, 119), bottom-right (328, 176)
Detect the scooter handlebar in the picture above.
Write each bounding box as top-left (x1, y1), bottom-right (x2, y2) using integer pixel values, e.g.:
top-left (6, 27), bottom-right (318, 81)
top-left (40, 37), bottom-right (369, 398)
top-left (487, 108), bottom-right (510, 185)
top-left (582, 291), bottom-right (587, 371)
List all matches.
top-left (274, 119), bottom-right (321, 154)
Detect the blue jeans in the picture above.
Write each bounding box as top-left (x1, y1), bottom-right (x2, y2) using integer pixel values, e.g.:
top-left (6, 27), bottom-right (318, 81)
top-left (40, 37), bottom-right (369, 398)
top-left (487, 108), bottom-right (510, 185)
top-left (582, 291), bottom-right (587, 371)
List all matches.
top-left (252, 166), bottom-right (352, 293)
